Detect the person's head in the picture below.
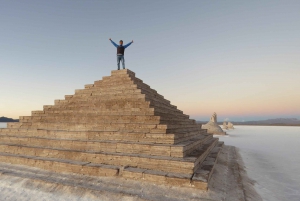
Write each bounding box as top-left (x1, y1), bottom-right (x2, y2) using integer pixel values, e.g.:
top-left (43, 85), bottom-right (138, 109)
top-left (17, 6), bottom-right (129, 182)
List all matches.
top-left (119, 40), bottom-right (123, 45)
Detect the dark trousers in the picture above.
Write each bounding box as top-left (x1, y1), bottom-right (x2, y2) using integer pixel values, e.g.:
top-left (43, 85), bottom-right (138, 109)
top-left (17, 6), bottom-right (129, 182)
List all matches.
top-left (117, 55), bottom-right (125, 70)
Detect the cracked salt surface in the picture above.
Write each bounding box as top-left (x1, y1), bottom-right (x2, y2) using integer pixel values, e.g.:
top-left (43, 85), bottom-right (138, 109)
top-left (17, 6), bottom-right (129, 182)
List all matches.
top-left (217, 125), bottom-right (300, 201)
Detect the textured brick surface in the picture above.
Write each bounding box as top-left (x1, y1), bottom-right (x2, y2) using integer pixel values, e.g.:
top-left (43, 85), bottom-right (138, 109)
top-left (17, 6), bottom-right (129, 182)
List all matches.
top-left (0, 69), bottom-right (223, 190)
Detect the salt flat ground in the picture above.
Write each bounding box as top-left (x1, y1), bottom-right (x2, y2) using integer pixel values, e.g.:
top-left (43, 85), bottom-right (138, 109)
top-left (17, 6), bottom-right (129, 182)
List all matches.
top-left (0, 122), bottom-right (260, 201)
top-left (0, 123), bottom-right (8, 128)
top-left (218, 125), bottom-right (300, 201)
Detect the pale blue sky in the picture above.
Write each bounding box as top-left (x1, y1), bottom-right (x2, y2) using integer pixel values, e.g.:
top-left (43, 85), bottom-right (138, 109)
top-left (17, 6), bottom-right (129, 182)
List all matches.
top-left (1, 0), bottom-right (299, 121)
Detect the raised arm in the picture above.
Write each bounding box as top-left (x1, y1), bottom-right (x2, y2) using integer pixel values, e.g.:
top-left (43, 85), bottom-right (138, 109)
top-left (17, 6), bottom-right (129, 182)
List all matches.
top-left (124, 40), bottom-right (134, 48)
top-left (109, 38), bottom-right (118, 48)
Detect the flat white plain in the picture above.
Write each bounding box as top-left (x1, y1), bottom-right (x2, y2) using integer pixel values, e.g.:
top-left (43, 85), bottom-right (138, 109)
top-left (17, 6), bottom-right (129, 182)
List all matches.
top-left (218, 125), bottom-right (300, 201)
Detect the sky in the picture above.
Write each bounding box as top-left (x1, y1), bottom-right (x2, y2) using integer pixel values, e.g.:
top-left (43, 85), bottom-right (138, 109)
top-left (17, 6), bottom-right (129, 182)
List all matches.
top-left (0, 0), bottom-right (299, 121)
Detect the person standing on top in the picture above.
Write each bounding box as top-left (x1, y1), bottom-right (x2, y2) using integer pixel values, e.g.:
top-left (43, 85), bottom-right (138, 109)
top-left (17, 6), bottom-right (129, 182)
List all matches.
top-left (109, 38), bottom-right (133, 70)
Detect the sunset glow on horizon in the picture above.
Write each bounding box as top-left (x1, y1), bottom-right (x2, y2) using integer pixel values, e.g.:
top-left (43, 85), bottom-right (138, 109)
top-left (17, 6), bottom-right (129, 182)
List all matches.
top-left (1, 1), bottom-right (299, 121)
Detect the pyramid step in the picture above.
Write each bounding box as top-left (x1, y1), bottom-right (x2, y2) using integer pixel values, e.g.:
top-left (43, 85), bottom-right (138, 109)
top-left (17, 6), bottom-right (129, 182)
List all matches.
top-left (94, 78), bottom-right (134, 85)
top-left (187, 138), bottom-right (219, 172)
top-left (7, 121), bottom-right (202, 131)
top-left (0, 138), bottom-right (218, 174)
top-left (101, 74), bottom-right (133, 81)
top-left (68, 94), bottom-right (147, 101)
top-left (7, 122), bottom-right (201, 133)
top-left (0, 128), bottom-right (207, 144)
top-left (55, 99), bottom-right (151, 107)
top-left (0, 129), bottom-right (177, 144)
top-left (154, 111), bottom-right (189, 119)
top-left (171, 130), bottom-right (209, 144)
top-left (160, 120), bottom-right (196, 125)
top-left (102, 75), bottom-right (132, 81)
top-left (19, 116), bottom-right (196, 125)
top-left (57, 94), bottom-right (182, 117)
top-left (167, 126), bottom-right (201, 134)
top-left (19, 115), bottom-right (161, 124)
top-left (42, 110), bottom-right (156, 116)
top-left (0, 152), bottom-right (119, 177)
top-left (7, 122), bottom-right (168, 132)
top-left (132, 79), bottom-right (172, 103)
top-left (81, 86), bottom-right (139, 94)
top-left (0, 134), bottom-right (212, 157)
top-left (23, 114), bottom-right (194, 124)
top-left (111, 69), bottom-right (135, 76)
top-left (92, 93), bottom-right (146, 99)
top-left (0, 152), bottom-right (207, 190)
top-left (119, 139), bottom-right (223, 190)
top-left (31, 110), bottom-right (46, 116)
top-left (90, 84), bottom-right (137, 91)
top-left (44, 107), bottom-right (155, 113)
top-left (56, 96), bottom-right (180, 114)
top-left (80, 85), bottom-right (138, 94)
top-left (42, 107), bottom-right (186, 118)
top-left (0, 144), bottom-right (194, 174)
top-left (122, 167), bottom-right (194, 188)
top-left (57, 99), bottom-right (151, 108)
top-left (75, 88), bottom-right (141, 96)
top-left (142, 91), bottom-right (171, 104)
top-left (50, 101), bottom-right (182, 115)
top-left (71, 89), bottom-right (173, 111)
top-left (65, 95), bottom-right (74, 100)
top-left (171, 135), bottom-right (213, 157)
top-left (0, 141), bottom-right (223, 190)
top-left (84, 84), bottom-right (94, 89)
top-left (19, 118), bottom-right (196, 126)
top-left (191, 141), bottom-right (224, 188)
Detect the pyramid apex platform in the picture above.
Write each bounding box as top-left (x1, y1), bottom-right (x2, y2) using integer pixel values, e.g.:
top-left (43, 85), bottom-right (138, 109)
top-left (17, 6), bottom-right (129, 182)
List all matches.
top-left (111, 68), bottom-right (135, 76)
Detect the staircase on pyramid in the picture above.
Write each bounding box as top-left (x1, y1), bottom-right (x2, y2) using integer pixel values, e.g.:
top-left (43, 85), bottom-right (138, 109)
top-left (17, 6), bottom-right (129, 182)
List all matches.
top-left (0, 69), bottom-right (223, 190)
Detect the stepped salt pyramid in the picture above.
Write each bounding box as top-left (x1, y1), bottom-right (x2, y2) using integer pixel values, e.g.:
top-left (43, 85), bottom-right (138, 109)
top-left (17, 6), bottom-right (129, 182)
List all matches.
top-left (0, 69), bottom-right (223, 190)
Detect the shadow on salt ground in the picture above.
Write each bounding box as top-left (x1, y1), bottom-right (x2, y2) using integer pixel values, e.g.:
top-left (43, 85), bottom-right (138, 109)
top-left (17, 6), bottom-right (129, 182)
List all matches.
top-left (0, 145), bottom-right (261, 201)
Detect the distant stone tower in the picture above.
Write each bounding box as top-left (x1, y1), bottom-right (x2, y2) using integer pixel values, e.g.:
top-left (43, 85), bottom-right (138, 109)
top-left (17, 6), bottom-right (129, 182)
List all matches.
top-left (210, 112), bottom-right (217, 122)
top-left (202, 112), bottom-right (226, 135)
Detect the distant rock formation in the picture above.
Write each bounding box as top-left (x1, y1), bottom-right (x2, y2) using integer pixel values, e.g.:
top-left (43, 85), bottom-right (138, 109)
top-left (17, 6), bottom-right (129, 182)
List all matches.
top-left (223, 121), bottom-right (234, 129)
top-left (0, 116), bottom-right (19, 122)
top-left (227, 122), bottom-right (234, 129)
top-left (202, 113), bottom-right (226, 135)
top-left (223, 121), bottom-right (228, 129)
